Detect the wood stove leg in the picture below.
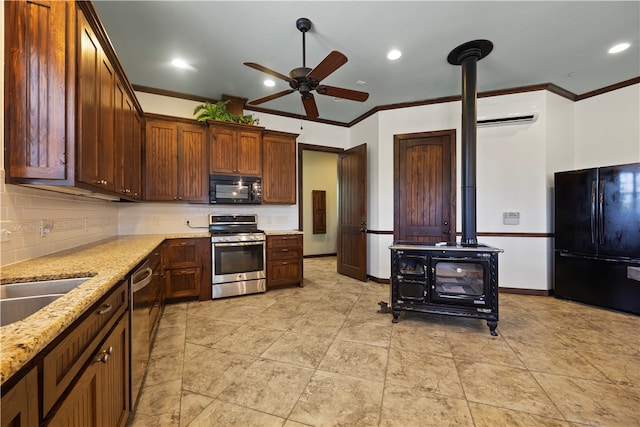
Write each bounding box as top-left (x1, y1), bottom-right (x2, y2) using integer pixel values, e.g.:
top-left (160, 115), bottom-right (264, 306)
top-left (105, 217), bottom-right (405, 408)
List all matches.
top-left (487, 320), bottom-right (498, 336)
top-left (392, 309), bottom-right (401, 323)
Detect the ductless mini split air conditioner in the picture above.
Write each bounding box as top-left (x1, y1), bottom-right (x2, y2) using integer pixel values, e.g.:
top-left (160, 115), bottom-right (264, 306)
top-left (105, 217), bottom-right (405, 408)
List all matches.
top-left (476, 112), bottom-right (538, 127)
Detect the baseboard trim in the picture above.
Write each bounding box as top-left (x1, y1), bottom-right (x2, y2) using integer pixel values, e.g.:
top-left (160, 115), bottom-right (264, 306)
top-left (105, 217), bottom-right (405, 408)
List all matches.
top-left (367, 275), bottom-right (391, 284)
top-left (303, 253), bottom-right (337, 259)
top-left (499, 287), bottom-right (553, 296)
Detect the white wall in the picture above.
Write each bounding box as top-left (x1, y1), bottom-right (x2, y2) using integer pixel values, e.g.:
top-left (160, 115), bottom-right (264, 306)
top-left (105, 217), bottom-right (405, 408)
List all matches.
top-left (574, 84), bottom-right (640, 168)
top-left (0, 2), bottom-right (119, 266)
top-left (302, 151), bottom-right (338, 256)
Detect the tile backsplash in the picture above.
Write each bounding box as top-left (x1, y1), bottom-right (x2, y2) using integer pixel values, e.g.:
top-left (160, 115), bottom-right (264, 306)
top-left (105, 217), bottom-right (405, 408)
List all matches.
top-left (1, 172), bottom-right (119, 266)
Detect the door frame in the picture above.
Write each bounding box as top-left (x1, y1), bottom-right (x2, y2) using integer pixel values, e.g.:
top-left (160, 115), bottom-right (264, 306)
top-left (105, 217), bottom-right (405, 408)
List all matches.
top-left (297, 143), bottom-right (344, 233)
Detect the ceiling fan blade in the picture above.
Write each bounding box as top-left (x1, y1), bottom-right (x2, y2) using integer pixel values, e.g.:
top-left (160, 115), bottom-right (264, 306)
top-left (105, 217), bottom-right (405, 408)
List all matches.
top-left (301, 93), bottom-right (319, 119)
top-left (316, 85), bottom-right (369, 102)
top-left (244, 62), bottom-right (297, 84)
top-left (247, 89), bottom-right (295, 105)
top-left (306, 50), bottom-right (348, 82)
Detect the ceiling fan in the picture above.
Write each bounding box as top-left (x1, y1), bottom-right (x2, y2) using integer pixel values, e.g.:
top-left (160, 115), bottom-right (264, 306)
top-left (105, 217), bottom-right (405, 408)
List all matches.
top-left (244, 17), bottom-right (369, 119)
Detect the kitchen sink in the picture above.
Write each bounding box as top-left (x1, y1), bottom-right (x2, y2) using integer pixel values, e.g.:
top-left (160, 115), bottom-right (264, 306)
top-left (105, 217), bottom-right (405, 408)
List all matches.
top-left (0, 277), bottom-right (92, 327)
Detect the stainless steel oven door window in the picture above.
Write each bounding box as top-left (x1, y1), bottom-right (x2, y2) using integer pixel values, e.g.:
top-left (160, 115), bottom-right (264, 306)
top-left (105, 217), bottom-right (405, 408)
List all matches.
top-left (212, 241), bottom-right (265, 284)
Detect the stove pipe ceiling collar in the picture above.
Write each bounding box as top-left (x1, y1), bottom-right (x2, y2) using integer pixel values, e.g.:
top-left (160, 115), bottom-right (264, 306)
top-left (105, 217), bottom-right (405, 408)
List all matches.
top-left (447, 39), bottom-right (493, 247)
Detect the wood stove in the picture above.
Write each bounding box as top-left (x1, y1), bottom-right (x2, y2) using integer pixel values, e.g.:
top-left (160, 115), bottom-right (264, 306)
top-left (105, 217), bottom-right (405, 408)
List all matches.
top-left (389, 243), bottom-right (501, 335)
top-left (388, 40), bottom-right (503, 335)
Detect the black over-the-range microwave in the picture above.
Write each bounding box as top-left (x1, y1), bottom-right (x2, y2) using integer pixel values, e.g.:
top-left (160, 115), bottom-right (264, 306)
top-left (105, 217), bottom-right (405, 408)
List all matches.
top-left (209, 174), bottom-right (262, 204)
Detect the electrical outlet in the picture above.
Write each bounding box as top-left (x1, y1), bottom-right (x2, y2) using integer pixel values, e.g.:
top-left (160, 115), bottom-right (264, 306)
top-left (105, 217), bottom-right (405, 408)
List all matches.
top-left (40, 220), bottom-right (54, 237)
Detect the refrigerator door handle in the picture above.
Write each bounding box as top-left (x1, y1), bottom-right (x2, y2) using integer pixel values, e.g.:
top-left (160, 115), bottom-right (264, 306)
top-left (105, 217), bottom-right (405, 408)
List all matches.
top-left (598, 179), bottom-right (604, 244)
top-left (591, 180), bottom-right (597, 244)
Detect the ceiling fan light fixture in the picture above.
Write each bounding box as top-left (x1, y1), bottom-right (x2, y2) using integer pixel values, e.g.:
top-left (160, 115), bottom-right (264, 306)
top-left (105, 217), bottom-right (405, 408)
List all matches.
top-left (264, 79), bottom-right (276, 87)
top-left (171, 58), bottom-right (192, 69)
top-left (387, 49), bottom-right (402, 60)
top-left (608, 42), bottom-right (631, 54)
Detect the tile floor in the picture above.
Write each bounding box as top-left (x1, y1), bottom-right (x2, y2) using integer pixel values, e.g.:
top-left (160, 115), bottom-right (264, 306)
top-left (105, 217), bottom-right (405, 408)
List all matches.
top-left (129, 257), bottom-right (640, 427)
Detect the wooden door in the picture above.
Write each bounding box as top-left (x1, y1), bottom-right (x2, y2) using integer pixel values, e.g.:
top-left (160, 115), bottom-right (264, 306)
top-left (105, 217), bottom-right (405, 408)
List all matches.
top-left (5, 0), bottom-right (70, 180)
top-left (177, 124), bottom-right (207, 202)
top-left (337, 144), bottom-right (368, 281)
top-left (394, 130), bottom-right (456, 243)
top-left (144, 120), bottom-right (178, 200)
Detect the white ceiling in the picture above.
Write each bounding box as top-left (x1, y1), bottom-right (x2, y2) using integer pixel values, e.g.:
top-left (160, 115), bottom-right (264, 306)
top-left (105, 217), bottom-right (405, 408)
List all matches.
top-left (93, 1), bottom-right (640, 124)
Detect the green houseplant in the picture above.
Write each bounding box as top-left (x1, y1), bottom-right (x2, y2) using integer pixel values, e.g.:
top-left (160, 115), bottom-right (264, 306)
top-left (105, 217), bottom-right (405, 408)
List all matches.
top-left (193, 100), bottom-right (258, 125)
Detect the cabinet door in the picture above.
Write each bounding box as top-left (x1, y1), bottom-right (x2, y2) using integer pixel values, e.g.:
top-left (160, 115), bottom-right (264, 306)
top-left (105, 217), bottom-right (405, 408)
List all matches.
top-left (177, 125), bottom-right (208, 202)
top-left (164, 239), bottom-right (199, 268)
top-left (263, 132), bottom-right (296, 203)
top-left (130, 113), bottom-right (143, 199)
top-left (0, 367), bottom-right (38, 427)
top-left (236, 131), bottom-right (263, 176)
top-left (165, 268), bottom-right (202, 300)
top-left (77, 14), bottom-right (115, 191)
top-left (144, 120), bottom-right (178, 200)
top-left (209, 126), bottom-right (237, 174)
top-left (5, 0), bottom-right (70, 180)
top-left (48, 314), bottom-right (129, 427)
top-left (114, 78), bottom-right (128, 195)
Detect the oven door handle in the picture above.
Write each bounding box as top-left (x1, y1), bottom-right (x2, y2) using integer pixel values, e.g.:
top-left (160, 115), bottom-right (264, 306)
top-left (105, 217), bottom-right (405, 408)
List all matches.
top-left (213, 241), bottom-right (265, 247)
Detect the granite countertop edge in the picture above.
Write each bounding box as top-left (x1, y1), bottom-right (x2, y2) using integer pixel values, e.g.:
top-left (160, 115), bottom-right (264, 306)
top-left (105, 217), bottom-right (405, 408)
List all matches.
top-left (0, 233), bottom-right (208, 385)
top-left (264, 230), bottom-right (303, 235)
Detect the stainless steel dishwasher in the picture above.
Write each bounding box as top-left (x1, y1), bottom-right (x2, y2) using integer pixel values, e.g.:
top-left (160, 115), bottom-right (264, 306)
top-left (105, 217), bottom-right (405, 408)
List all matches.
top-left (130, 259), bottom-right (152, 406)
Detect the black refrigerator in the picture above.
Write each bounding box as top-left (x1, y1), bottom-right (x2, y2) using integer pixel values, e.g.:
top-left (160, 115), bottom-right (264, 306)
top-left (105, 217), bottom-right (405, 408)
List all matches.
top-left (554, 162), bottom-right (640, 315)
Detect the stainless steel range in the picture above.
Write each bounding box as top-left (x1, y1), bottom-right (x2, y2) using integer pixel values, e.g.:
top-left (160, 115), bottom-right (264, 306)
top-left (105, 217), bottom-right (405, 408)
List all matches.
top-left (210, 214), bottom-right (266, 299)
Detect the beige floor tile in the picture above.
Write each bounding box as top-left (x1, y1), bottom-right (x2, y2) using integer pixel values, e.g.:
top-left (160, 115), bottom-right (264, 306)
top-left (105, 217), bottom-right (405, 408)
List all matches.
top-left (179, 391), bottom-right (214, 427)
top-left (188, 399), bottom-right (285, 427)
top-left (390, 323), bottom-right (452, 358)
top-left (318, 340), bottom-right (388, 382)
top-left (261, 331), bottom-right (335, 368)
top-left (555, 325), bottom-right (639, 355)
top-left (212, 324), bottom-right (284, 356)
top-left (386, 348), bottom-right (464, 398)
top-left (181, 343), bottom-right (256, 398)
top-left (151, 324), bottom-right (186, 357)
top-left (288, 312), bottom-right (345, 339)
top-left (446, 332), bottom-right (524, 368)
top-left (580, 349), bottom-right (640, 386)
top-left (187, 300), bottom-right (263, 324)
top-left (246, 307), bottom-right (305, 330)
top-left (380, 384), bottom-right (473, 427)
top-left (185, 316), bottom-right (240, 348)
top-left (218, 358), bottom-right (314, 418)
top-left (457, 361), bottom-right (562, 418)
top-left (334, 318), bottom-right (393, 348)
top-left (509, 340), bottom-right (609, 381)
top-left (289, 370), bottom-right (383, 427)
top-left (534, 371), bottom-right (640, 426)
top-left (133, 378), bottom-right (182, 421)
top-left (468, 402), bottom-right (573, 427)
top-left (144, 350), bottom-right (184, 386)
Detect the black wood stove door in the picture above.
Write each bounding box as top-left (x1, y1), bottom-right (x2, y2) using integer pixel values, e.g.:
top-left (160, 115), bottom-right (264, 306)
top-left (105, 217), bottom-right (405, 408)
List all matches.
top-left (430, 257), bottom-right (490, 307)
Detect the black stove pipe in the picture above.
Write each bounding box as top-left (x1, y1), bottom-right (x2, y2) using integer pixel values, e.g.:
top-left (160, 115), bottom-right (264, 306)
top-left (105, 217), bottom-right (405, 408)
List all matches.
top-left (447, 40), bottom-right (493, 247)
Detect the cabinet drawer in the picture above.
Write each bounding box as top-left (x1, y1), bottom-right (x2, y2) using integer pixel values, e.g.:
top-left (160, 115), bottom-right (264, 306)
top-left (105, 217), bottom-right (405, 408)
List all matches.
top-left (42, 280), bottom-right (128, 417)
top-left (268, 246), bottom-right (303, 261)
top-left (267, 260), bottom-right (303, 287)
top-left (267, 234), bottom-right (302, 249)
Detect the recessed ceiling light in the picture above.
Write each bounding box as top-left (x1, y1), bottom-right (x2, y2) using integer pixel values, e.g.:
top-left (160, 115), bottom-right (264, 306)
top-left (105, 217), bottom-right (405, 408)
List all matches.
top-left (568, 71), bottom-right (579, 77)
top-left (264, 79), bottom-right (275, 87)
top-left (333, 97), bottom-right (344, 102)
top-left (356, 80), bottom-right (366, 86)
top-left (171, 58), bottom-right (191, 69)
top-left (608, 42), bottom-right (630, 54)
top-left (387, 49), bottom-right (402, 60)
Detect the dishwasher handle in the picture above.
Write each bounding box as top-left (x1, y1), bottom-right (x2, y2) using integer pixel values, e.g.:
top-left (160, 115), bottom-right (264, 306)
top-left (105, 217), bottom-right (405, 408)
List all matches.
top-left (131, 263), bottom-right (153, 292)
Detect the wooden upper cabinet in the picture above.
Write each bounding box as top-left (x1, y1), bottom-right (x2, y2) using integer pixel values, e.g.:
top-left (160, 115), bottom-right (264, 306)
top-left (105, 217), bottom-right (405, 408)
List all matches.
top-left (4, 0), bottom-right (72, 181)
top-left (262, 130), bottom-right (298, 204)
top-left (209, 123), bottom-right (263, 176)
top-left (114, 77), bottom-right (142, 199)
top-left (77, 13), bottom-right (116, 192)
top-left (144, 117), bottom-right (207, 202)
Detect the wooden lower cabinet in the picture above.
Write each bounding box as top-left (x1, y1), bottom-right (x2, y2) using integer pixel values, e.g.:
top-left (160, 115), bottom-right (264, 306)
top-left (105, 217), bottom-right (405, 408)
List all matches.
top-left (266, 234), bottom-right (304, 289)
top-left (163, 238), bottom-right (211, 301)
top-left (47, 313), bottom-right (130, 427)
top-left (0, 367), bottom-right (38, 427)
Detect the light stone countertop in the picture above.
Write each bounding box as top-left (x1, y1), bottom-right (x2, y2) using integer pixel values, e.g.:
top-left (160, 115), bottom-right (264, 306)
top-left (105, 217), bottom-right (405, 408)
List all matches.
top-left (264, 230), bottom-right (303, 235)
top-left (0, 234), bottom-right (208, 385)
